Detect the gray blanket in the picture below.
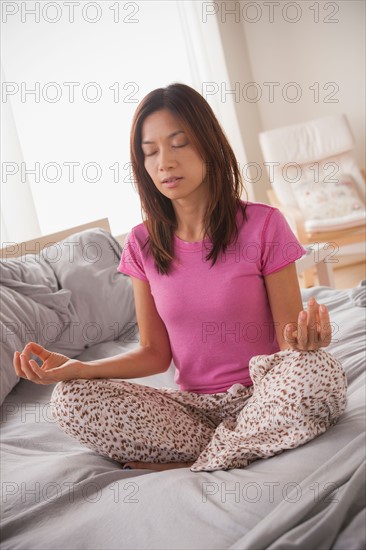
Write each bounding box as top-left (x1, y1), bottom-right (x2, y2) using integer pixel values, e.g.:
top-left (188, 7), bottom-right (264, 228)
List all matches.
top-left (1, 282), bottom-right (365, 549)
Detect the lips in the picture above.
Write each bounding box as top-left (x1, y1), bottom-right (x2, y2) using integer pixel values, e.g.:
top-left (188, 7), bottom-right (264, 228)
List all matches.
top-left (161, 177), bottom-right (182, 188)
top-left (162, 177), bottom-right (182, 184)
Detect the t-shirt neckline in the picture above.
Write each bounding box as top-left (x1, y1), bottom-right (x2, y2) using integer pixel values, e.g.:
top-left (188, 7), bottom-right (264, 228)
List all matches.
top-left (173, 233), bottom-right (212, 250)
top-left (172, 203), bottom-right (245, 250)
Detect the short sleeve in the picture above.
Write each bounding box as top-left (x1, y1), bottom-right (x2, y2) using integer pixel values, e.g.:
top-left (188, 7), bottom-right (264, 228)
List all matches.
top-left (261, 208), bottom-right (307, 276)
top-left (117, 229), bottom-right (148, 282)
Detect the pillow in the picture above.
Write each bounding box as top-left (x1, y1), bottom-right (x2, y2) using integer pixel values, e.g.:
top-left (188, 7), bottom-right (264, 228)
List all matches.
top-left (292, 173), bottom-right (365, 226)
top-left (0, 228), bottom-right (136, 405)
top-left (0, 319), bottom-right (23, 407)
top-left (47, 228), bottom-right (136, 356)
top-left (0, 253), bottom-right (74, 405)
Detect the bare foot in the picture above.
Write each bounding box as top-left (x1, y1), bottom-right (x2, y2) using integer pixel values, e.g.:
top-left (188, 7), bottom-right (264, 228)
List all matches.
top-left (122, 461), bottom-right (194, 471)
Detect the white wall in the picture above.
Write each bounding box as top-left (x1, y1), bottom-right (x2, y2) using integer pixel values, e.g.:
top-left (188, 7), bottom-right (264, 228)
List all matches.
top-left (242, 0), bottom-right (365, 171)
top-left (2, 0), bottom-right (365, 247)
top-left (213, 0), bottom-right (365, 203)
top-left (1, 1), bottom-right (195, 240)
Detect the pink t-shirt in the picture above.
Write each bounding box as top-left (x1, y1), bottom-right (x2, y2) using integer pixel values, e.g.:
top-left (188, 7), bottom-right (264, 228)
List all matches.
top-left (117, 201), bottom-right (307, 394)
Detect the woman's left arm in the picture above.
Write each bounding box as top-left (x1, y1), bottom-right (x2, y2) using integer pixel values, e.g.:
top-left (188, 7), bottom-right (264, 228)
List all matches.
top-left (264, 262), bottom-right (332, 351)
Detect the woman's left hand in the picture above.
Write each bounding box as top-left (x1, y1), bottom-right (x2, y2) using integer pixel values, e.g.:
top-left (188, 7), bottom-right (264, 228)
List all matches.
top-left (284, 297), bottom-right (332, 351)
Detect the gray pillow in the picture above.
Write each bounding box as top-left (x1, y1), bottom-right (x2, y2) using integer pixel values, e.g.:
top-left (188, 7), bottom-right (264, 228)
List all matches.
top-left (0, 228), bottom-right (136, 405)
top-left (0, 318), bottom-right (23, 407)
top-left (43, 228), bottom-right (136, 355)
top-left (0, 254), bottom-right (74, 405)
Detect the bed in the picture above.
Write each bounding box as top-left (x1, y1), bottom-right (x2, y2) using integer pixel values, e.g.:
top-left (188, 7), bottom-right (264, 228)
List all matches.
top-left (1, 219), bottom-right (365, 550)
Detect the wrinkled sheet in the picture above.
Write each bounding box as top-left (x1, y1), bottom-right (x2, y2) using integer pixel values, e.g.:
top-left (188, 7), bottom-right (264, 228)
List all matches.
top-left (1, 283), bottom-right (365, 550)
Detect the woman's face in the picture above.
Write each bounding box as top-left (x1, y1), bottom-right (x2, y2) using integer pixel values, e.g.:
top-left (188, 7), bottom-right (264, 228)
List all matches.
top-left (141, 109), bottom-right (208, 204)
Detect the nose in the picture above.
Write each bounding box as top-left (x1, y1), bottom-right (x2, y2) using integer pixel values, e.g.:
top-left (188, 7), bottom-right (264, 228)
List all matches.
top-left (158, 147), bottom-right (177, 172)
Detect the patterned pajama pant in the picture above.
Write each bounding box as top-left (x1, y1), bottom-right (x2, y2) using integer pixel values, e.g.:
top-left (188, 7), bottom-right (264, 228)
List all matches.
top-left (50, 349), bottom-right (347, 472)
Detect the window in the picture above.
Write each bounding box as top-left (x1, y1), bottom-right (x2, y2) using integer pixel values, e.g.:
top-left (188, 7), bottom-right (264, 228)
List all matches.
top-left (1, 1), bottom-right (197, 241)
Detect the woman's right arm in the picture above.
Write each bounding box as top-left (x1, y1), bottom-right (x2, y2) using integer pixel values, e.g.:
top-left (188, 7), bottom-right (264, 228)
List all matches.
top-left (14, 276), bottom-right (173, 383)
top-left (82, 276), bottom-right (172, 379)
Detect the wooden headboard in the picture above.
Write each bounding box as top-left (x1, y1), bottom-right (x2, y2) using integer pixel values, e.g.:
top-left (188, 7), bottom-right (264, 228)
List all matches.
top-left (0, 218), bottom-right (127, 260)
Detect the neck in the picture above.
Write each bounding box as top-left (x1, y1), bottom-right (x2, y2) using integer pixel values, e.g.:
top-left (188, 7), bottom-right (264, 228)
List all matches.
top-left (172, 191), bottom-right (210, 241)
top-left (173, 200), bottom-right (207, 241)
top-left (171, 179), bottom-right (210, 241)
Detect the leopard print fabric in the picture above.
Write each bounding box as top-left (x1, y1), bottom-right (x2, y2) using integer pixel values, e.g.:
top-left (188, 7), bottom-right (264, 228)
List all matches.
top-left (50, 348), bottom-right (347, 472)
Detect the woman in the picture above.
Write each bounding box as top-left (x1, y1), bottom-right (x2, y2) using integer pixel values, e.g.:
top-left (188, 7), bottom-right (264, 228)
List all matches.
top-left (13, 83), bottom-right (347, 472)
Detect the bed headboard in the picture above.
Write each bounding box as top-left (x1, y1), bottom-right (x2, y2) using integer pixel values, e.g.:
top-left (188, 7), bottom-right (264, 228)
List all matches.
top-left (0, 218), bottom-right (128, 260)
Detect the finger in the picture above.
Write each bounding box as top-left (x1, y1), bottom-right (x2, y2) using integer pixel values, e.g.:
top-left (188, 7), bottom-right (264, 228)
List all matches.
top-left (21, 344), bottom-right (33, 362)
top-left (20, 353), bottom-right (43, 383)
top-left (319, 304), bottom-right (332, 346)
top-left (24, 342), bottom-right (50, 362)
top-left (20, 355), bottom-right (51, 385)
top-left (297, 310), bottom-right (308, 349)
top-left (28, 360), bottom-right (58, 385)
top-left (306, 297), bottom-right (319, 349)
top-left (284, 323), bottom-right (298, 349)
top-left (13, 351), bottom-right (26, 378)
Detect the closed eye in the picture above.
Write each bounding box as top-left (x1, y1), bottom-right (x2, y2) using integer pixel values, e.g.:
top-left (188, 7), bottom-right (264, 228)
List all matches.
top-left (172, 143), bottom-right (188, 149)
top-left (143, 143), bottom-right (188, 157)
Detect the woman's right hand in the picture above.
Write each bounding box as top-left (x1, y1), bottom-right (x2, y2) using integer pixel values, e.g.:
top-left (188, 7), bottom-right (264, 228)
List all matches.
top-left (13, 342), bottom-right (82, 385)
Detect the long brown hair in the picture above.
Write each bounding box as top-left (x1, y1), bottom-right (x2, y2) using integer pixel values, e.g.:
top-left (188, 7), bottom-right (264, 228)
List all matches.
top-left (130, 83), bottom-right (247, 275)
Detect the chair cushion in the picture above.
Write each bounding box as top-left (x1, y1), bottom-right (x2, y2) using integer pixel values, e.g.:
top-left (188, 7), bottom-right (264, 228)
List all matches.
top-left (292, 173), bottom-right (366, 232)
top-left (258, 114), bottom-right (365, 210)
top-left (304, 214), bottom-right (366, 232)
top-left (259, 114), bottom-right (354, 166)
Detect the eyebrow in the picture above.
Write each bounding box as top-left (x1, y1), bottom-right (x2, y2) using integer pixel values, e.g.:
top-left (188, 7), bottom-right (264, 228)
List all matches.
top-left (142, 130), bottom-right (186, 145)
